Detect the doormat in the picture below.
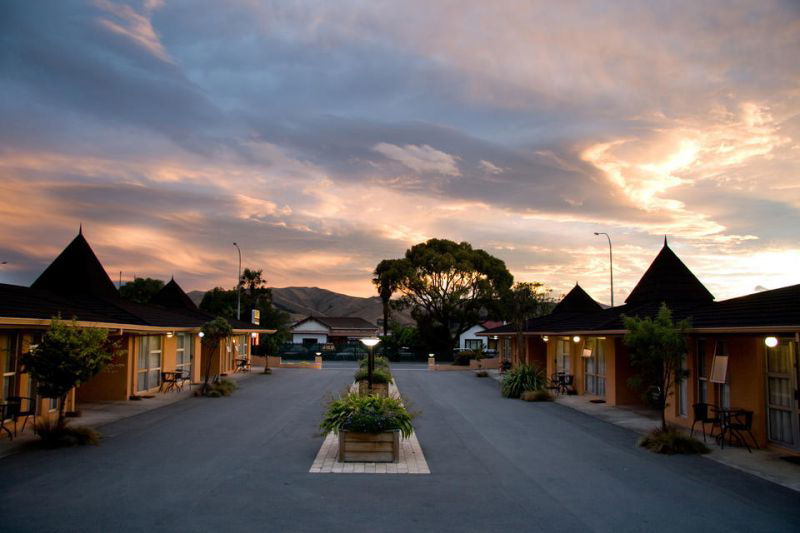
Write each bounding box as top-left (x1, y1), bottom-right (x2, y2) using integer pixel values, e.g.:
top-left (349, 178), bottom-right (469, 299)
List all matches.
top-left (589, 399), bottom-right (606, 404)
top-left (779, 456), bottom-right (800, 467)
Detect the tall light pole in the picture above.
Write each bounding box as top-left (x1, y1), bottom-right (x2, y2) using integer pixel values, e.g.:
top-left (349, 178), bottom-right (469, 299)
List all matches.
top-left (593, 232), bottom-right (614, 307)
top-left (233, 242), bottom-right (241, 320)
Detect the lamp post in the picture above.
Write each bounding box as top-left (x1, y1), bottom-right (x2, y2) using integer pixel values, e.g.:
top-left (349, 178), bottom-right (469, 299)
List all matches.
top-left (593, 232), bottom-right (614, 307)
top-left (360, 337), bottom-right (380, 391)
top-left (233, 242), bottom-right (241, 320)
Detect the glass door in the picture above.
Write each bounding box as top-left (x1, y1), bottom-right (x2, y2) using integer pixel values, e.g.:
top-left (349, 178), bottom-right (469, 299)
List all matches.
top-left (136, 336), bottom-right (162, 392)
top-left (1, 334), bottom-right (17, 408)
top-left (584, 338), bottom-right (606, 398)
top-left (766, 340), bottom-right (799, 448)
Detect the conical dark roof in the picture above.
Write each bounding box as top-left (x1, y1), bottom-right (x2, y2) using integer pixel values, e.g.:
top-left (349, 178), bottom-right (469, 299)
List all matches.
top-left (31, 231), bottom-right (119, 300)
top-left (150, 278), bottom-right (198, 310)
top-left (625, 241), bottom-right (714, 305)
top-left (552, 284), bottom-right (603, 314)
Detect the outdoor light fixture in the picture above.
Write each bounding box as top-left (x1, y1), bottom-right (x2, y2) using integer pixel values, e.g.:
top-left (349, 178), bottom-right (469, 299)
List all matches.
top-left (198, 332), bottom-right (205, 338)
top-left (428, 353), bottom-right (435, 358)
top-left (765, 336), bottom-right (779, 348)
top-left (573, 335), bottom-right (581, 343)
top-left (542, 335), bottom-right (549, 342)
top-left (361, 337), bottom-right (381, 391)
top-left (251, 332), bottom-right (258, 339)
top-left (166, 331), bottom-right (174, 338)
top-left (315, 351), bottom-right (322, 357)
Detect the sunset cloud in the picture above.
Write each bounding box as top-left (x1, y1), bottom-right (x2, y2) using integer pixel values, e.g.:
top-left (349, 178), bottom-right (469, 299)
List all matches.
top-left (0, 1), bottom-right (798, 304)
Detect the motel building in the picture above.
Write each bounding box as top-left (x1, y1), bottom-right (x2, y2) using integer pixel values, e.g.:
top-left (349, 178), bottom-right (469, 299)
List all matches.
top-left (0, 230), bottom-right (272, 435)
top-left (481, 239), bottom-right (800, 452)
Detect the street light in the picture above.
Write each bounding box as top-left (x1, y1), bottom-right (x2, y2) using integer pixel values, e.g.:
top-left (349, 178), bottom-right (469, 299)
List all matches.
top-left (361, 337), bottom-right (381, 392)
top-left (593, 232), bottom-right (614, 307)
top-left (233, 242), bottom-right (241, 320)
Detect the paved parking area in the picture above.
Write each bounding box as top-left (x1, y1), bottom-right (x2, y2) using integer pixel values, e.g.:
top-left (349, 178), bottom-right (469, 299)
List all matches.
top-left (1, 365), bottom-right (799, 532)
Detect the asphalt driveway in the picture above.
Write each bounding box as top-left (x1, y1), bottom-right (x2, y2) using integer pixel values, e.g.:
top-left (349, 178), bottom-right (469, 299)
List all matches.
top-left (1, 365), bottom-right (798, 532)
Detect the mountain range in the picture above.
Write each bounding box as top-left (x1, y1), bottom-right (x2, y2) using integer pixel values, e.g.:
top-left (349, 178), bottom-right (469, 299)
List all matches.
top-left (187, 286), bottom-right (413, 325)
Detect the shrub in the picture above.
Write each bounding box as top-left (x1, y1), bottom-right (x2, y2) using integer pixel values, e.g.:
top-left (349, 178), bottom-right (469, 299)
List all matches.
top-left (354, 366), bottom-right (393, 384)
top-left (475, 370), bottom-right (489, 378)
top-left (321, 393), bottom-right (413, 437)
top-left (358, 356), bottom-right (390, 369)
top-left (521, 389), bottom-right (553, 402)
top-left (453, 350), bottom-right (480, 366)
top-left (34, 418), bottom-right (100, 448)
top-left (638, 427), bottom-right (710, 455)
top-left (202, 378), bottom-right (237, 397)
top-left (501, 363), bottom-right (546, 398)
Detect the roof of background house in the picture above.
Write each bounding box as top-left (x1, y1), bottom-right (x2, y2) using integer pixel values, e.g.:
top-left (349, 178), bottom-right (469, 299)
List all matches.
top-left (552, 284), bottom-right (604, 314)
top-left (31, 230), bottom-right (119, 300)
top-left (625, 238), bottom-right (714, 305)
top-left (292, 316), bottom-right (377, 331)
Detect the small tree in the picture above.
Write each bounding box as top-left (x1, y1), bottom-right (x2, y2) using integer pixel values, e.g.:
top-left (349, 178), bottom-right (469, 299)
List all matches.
top-left (500, 282), bottom-right (552, 367)
top-left (200, 317), bottom-right (233, 394)
top-left (623, 303), bottom-right (690, 431)
top-left (21, 317), bottom-right (113, 430)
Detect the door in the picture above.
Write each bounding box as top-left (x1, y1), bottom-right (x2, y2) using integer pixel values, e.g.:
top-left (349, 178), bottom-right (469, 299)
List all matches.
top-left (766, 339), bottom-right (800, 448)
top-left (136, 336), bottom-right (163, 392)
top-left (1, 334), bottom-right (17, 410)
top-left (584, 338), bottom-right (606, 398)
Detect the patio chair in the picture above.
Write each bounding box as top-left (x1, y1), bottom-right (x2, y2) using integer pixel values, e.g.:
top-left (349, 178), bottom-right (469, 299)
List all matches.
top-left (159, 372), bottom-right (179, 393)
top-left (723, 410), bottom-right (759, 453)
top-left (690, 403), bottom-right (720, 442)
top-left (545, 374), bottom-right (561, 396)
top-left (8, 396), bottom-right (36, 436)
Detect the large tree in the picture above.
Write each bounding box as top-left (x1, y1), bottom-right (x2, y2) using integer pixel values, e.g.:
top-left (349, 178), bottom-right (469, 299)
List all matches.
top-left (21, 317), bottom-right (114, 430)
top-left (623, 303), bottom-right (690, 431)
top-left (119, 277), bottom-right (164, 304)
top-left (500, 282), bottom-right (553, 365)
top-left (373, 259), bottom-right (407, 337)
top-left (380, 239), bottom-right (513, 357)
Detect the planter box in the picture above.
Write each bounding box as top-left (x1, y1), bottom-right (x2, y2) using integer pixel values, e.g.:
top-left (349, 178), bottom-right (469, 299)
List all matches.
top-left (357, 381), bottom-right (389, 397)
top-left (338, 430), bottom-right (400, 463)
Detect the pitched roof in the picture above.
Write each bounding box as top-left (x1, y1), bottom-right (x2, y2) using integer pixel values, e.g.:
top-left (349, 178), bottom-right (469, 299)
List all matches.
top-left (292, 316), bottom-right (377, 331)
top-left (151, 279), bottom-right (198, 310)
top-left (31, 231), bottom-right (119, 300)
top-left (625, 239), bottom-right (714, 305)
top-left (552, 284), bottom-right (603, 314)
top-left (691, 284), bottom-right (800, 329)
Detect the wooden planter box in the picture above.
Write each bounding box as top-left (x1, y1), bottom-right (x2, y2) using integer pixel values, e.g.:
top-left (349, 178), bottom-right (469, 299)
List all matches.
top-left (357, 381), bottom-right (389, 397)
top-left (338, 430), bottom-right (400, 463)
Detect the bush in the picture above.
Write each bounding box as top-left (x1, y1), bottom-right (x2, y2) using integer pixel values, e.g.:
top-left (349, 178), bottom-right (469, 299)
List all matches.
top-left (453, 350), bottom-right (480, 366)
top-left (638, 427), bottom-right (710, 455)
top-left (35, 418), bottom-right (100, 447)
top-left (501, 363), bottom-right (546, 398)
top-left (475, 370), bottom-right (489, 378)
top-left (354, 366), bottom-right (393, 384)
top-left (358, 356), bottom-right (390, 369)
top-left (200, 378), bottom-right (237, 397)
top-left (520, 389), bottom-right (553, 402)
top-left (320, 393), bottom-right (413, 437)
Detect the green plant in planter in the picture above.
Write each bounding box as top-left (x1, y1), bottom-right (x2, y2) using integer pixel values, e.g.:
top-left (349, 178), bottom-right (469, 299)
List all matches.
top-left (521, 389), bottom-right (553, 402)
top-left (321, 393), bottom-right (413, 437)
top-left (354, 366), bottom-right (393, 384)
top-left (199, 378), bottom-right (237, 397)
top-left (501, 363), bottom-right (546, 398)
top-left (638, 427), bottom-right (710, 455)
top-left (358, 356), bottom-right (390, 369)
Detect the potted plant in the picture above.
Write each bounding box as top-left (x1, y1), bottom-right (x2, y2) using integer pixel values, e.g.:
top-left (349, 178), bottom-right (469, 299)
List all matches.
top-left (320, 393), bottom-right (413, 463)
top-left (354, 366), bottom-right (393, 397)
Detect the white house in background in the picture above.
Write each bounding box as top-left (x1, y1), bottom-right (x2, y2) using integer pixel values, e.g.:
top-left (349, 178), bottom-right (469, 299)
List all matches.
top-left (458, 320), bottom-right (504, 351)
top-left (290, 316), bottom-right (379, 346)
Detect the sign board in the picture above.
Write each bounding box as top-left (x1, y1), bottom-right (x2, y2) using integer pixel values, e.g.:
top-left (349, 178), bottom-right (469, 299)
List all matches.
top-left (710, 355), bottom-right (728, 384)
top-left (251, 309), bottom-right (260, 326)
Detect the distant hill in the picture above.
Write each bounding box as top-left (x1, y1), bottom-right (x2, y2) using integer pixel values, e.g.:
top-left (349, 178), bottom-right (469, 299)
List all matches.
top-left (187, 286), bottom-right (414, 326)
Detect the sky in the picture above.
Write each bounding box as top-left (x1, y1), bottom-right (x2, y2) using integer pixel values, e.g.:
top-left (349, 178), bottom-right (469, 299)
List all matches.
top-left (1, 0), bottom-right (798, 304)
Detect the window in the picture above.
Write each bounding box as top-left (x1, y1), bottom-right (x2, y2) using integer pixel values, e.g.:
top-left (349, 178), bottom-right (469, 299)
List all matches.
top-left (713, 340), bottom-right (730, 409)
top-left (136, 336), bottom-right (162, 392)
top-left (1, 334), bottom-right (16, 404)
top-left (503, 338), bottom-right (511, 359)
top-left (678, 353), bottom-right (688, 416)
top-left (302, 338), bottom-right (318, 347)
top-left (175, 333), bottom-right (193, 374)
top-left (556, 339), bottom-right (571, 374)
top-left (465, 339), bottom-right (483, 351)
top-left (696, 339), bottom-right (708, 404)
top-left (48, 397), bottom-right (58, 411)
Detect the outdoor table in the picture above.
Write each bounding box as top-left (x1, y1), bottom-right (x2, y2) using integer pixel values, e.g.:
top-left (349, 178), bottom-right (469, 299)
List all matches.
top-left (714, 407), bottom-right (756, 451)
top-left (159, 371), bottom-right (181, 393)
top-left (234, 358), bottom-right (250, 373)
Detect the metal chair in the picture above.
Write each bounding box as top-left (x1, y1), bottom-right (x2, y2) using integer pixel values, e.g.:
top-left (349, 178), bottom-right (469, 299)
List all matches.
top-left (723, 410), bottom-right (759, 453)
top-left (690, 403), bottom-right (720, 442)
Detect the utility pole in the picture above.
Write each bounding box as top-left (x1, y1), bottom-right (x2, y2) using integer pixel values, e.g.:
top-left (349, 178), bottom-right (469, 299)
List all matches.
top-left (233, 242), bottom-right (242, 320)
top-left (593, 232), bottom-right (614, 307)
